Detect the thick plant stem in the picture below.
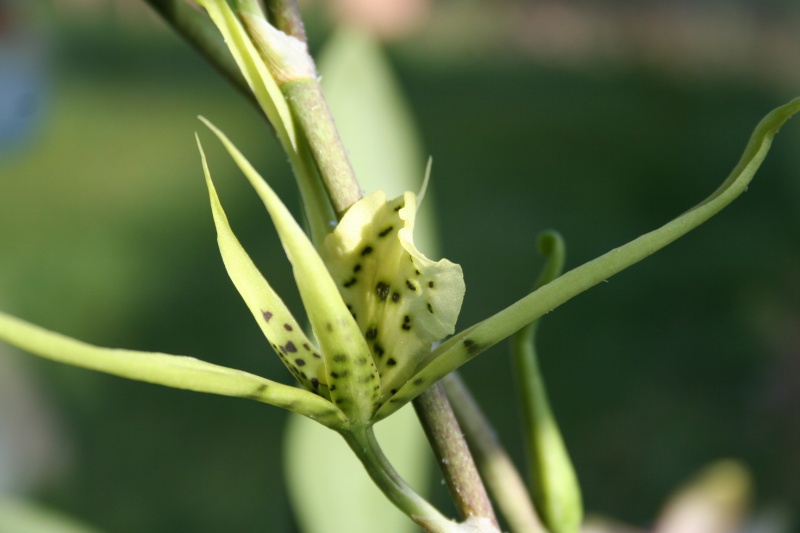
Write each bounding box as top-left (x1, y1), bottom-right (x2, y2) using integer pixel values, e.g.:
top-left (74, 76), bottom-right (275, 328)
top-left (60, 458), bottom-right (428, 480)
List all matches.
top-left (413, 384), bottom-right (500, 530)
top-left (341, 426), bottom-right (464, 533)
top-left (442, 373), bottom-right (545, 533)
top-left (264, 0), bottom-right (308, 42)
top-left (283, 80), bottom-right (362, 215)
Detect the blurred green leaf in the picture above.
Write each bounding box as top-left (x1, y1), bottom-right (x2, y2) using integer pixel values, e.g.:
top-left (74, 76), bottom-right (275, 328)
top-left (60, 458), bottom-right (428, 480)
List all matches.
top-left (0, 497), bottom-right (101, 533)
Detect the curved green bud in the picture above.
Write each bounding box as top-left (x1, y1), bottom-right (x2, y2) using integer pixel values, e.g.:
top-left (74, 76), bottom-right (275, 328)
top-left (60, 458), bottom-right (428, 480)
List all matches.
top-left (200, 119), bottom-right (380, 426)
top-left (513, 232), bottom-right (582, 533)
top-left (0, 312), bottom-right (346, 428)
top-left (199, 135), bottom-right (330, 399)
top-left (376, 97), bottom-right (800, 420)
top-left (320, 190), bottom-right (465, 400)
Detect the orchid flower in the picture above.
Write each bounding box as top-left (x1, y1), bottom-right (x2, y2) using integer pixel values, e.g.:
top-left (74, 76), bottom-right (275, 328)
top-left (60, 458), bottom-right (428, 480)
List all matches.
top-left (1, 1), bottom-right (799, 532)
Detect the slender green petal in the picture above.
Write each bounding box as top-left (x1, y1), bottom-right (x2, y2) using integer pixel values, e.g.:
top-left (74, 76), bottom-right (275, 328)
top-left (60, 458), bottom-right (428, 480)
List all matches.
top-left (513, 232), bottom-right (582, 533)
top-left (320, 190), bottom-right (465, 398)
top-left (198, 135), bottom-right (329, 398)
top-left (194, 0), bottom-right (297, 151)
top-left (200, 119), bottom-right (380, 425)
top-left (0, 311), bottom-right (346, 427)
top-left (376, 97), bottom-right (800, 420)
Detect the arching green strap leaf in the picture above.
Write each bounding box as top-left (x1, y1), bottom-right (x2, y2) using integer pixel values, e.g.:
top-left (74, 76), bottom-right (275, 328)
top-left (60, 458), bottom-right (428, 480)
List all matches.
top-left (0, 311), bottom-right (346, 427)
top-left (376, 97), bottom-right (800, 420)
top-left (200, 119), bottom-right (380, 426)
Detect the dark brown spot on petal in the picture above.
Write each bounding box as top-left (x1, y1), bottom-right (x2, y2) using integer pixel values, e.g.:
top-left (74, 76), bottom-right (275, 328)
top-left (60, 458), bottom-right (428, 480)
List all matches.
top-left (356, 357), bottom-right (368, 365)
top-left (376, 282), bottom-right (390, 301)
top-left (330, 372), bottom-right (339, 379)
top-left (344, 278), bottom-right (357, 287)
top-left (378, 225), bottom-right (394, 237)
top-left (391, 292), bottom-right (400, 303)
top-left (361, 245), bottom-right (374, 256)
top-left (333, 354), bottom-right (347, 363)
top-left (330, 384), bottom-right (337, 391)
top-left (313, 352), bottom-right (322, 359)
top-left (285, 341), bottom-right (297, 353)
top-left (428, 281), bottom-right (435, 288)
top-left (427, 303), bottom-right (433, 313)
top-left (366, 327), bottom-right (377, 340)
top-left (283, 323), bottom-right (293, 331)
top-left (390, 388), bottom-right (398, 394)
top-left (303, 343), bottom-right (311, 351)
top-left (406, 280), bottom-right (416, 291)
top-left (387, 358), bottom-right (397, 366)
top-left (374, 343), bottom-right (385, 357)
top-left (413, 378), bottom-right (425, 386)
top-left (311, 378), bottom-right (320, 389)
top-left (295, 358), bottom-right (306, 366)
top-left (353, 264), bottom-right (362, 273)
top-left (262, 311), bottom-right (273, 322)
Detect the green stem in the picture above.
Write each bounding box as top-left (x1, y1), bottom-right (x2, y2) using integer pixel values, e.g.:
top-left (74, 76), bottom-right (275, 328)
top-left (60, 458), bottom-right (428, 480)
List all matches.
top-left (442, 373), bottom-right (545, 533)
top-left (283, 80), bottom-right (363, 215)
top-left (511, 231), bottom-right (582, 533)
top-left (412, 384), bottom-right (500, 529)
top-left (341, 426), bottom-right (463, 533)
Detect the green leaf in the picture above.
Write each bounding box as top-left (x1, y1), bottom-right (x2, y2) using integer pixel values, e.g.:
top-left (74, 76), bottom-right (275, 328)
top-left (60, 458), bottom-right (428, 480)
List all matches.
top-left (377, 97), bottom-right (800, 420)
top-left (0, 311), bottom-right (346, 427)
top-left (0, 497), bottom-right (101, 533)
top-left (200, 119), bottom-right (380, 425)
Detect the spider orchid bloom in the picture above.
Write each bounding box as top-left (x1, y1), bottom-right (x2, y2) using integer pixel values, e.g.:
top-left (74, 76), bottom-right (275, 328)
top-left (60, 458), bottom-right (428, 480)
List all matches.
top-left (196, 119), bottom-right (465, 429)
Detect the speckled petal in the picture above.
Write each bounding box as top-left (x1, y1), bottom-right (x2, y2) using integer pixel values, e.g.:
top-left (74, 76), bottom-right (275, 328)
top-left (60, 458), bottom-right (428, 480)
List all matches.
top-left (321, 190), bottom-right (465, 397)
top-left (201, 119), bottom-right (381, 425)
top-left (198, 136), bottom-right (329, 398)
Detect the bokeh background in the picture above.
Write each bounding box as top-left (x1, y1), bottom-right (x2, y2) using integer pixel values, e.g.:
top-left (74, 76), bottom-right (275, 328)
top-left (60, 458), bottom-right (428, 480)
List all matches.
top-left (1, 0), bottom-right (799, 531)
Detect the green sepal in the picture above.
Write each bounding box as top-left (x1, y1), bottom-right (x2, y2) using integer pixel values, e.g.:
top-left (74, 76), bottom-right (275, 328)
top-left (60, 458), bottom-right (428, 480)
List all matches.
top-left (194, 0), bottom-right (297, 151)
top-left (376, 97), bottom-right (800, 420)
top-left (200, 118), bottom-right (380, 425)
top-left (0, 311), bottom-right (347, 428)
top-left (198, 135), bottom-right (330, 399)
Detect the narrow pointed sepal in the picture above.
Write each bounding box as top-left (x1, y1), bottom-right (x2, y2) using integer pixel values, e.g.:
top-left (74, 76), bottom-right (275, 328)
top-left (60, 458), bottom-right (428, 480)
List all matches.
top-left (200, 119), bottom-right (380, 425)
top-left (194, 0), bottom-right (297, 151)
top-left (320, 190), bottom-right (465, 398)
top-left (377, 97), bottom-right (800, 420)
top-left (198, 135), bottom-right (329, 398)
top-left (0, 312), bottom-right (347, 428)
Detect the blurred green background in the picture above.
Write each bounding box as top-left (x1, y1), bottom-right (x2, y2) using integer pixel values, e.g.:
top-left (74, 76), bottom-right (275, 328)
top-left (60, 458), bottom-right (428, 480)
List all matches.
top-left (1, 1), bottom-right (799, 531)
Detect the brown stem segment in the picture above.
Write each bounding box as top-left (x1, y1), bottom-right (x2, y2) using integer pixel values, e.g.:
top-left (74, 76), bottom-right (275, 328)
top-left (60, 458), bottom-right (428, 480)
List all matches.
top-left (442, 373), bottom-right (546, 533)
top-left (283, 80), bottom-right (362, 215)
top-left (413, 383), bottom-right (499, 529)
top-left (264, 0), bottom-right (308, 42)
